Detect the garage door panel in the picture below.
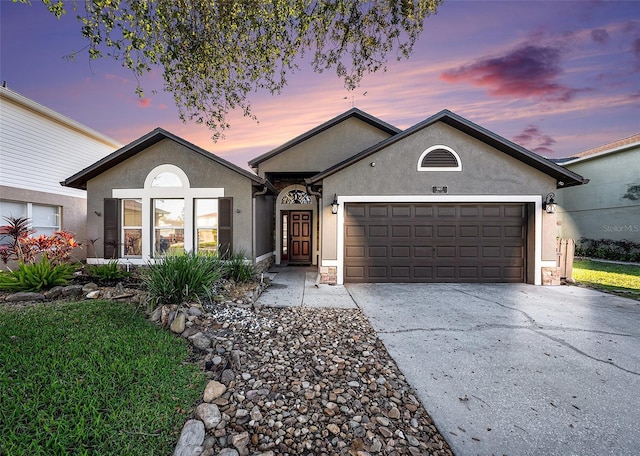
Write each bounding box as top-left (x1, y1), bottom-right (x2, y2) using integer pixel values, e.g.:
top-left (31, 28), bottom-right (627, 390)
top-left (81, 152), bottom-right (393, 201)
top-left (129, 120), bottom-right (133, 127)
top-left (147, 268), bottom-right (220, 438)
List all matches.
top-left (392, 206), bottom-right (411, 217)
top-left (392, 225), bottom-right (411, 237)
top-left (344, 203), bottom-right (526, 283)
top-left (368, 225), bottom-right (388, 237)
top-left (369, 206), bottom-right (388, 217)
top-left (368, 245), bottom-right (387, 257)
top-left (415, 226), bottom-right (433, 237)
top-left (345, 225), bottom-right (365, 237)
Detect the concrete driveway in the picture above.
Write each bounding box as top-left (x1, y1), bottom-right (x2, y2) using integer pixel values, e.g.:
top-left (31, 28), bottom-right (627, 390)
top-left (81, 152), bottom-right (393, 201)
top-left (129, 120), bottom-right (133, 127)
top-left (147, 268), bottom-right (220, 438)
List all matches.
top-left (347, 283), bottom-right (640, 456)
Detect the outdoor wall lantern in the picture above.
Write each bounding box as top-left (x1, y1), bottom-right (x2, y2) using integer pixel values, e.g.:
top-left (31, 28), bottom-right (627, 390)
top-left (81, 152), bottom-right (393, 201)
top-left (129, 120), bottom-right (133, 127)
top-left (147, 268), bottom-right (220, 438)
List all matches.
top-left (331, 194), bottom-right (339, 215)
top-left (543, 193), bottom-right (557, 214)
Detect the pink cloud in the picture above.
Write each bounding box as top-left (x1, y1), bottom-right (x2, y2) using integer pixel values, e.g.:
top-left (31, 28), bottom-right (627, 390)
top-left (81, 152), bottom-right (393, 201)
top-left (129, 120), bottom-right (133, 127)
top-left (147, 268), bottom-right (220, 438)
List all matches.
top-left (138, 98), bottom-right (152, 108)
top-left (512, 124), bottom-right (557, 156)
top-left (104, 73), bottom-right (130, 84)
top-left (440, 45), bottom-right (579, 102)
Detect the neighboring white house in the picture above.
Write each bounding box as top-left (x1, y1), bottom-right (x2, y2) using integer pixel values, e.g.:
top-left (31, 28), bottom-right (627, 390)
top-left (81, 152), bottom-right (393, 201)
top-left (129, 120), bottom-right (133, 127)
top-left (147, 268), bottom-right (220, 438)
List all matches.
top-left (0, 85), bottom-right (121, 264)
top-left (557, 133), bottom-right (640, 243)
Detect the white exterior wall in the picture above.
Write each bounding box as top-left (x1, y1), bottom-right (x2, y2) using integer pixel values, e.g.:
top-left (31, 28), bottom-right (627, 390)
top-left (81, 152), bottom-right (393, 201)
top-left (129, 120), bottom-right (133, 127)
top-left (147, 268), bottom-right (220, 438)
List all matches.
top-left (0, 87), bottom-right (120, 198)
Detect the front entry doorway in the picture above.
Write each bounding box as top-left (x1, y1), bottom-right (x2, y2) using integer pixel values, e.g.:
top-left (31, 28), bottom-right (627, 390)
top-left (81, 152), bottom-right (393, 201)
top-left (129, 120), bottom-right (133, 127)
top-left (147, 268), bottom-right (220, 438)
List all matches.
top-left (282, 211), bottom-right (312, 264)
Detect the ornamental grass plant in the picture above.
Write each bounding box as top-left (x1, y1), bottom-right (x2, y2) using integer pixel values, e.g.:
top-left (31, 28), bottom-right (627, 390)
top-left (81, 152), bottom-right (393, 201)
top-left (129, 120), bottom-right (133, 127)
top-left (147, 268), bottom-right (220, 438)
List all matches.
top-left (143, 251), bottom-right (224, 305)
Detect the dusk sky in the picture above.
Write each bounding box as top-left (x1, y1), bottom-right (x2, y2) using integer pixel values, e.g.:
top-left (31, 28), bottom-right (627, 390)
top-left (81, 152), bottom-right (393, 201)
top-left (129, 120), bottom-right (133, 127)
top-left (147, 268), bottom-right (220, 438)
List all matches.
top-left (2, 1), bottom-right (639, 169)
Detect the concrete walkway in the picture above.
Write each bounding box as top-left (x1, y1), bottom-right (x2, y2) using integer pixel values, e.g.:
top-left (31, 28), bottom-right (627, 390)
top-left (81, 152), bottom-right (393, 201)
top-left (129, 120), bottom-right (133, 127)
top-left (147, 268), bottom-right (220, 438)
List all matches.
top-left (257, 265), bottom-right (356, 308)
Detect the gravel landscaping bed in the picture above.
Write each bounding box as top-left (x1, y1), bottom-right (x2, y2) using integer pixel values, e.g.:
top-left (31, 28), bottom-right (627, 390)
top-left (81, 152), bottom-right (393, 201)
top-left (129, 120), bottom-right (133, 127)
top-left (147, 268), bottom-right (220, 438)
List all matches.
top-left (175, 303), bottom-right (453, 456)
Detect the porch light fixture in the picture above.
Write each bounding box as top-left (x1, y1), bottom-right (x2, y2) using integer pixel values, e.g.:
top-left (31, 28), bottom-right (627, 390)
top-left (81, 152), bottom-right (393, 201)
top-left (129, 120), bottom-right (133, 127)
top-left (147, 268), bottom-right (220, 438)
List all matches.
top-left (331, 194), bottom-right (339, 214)
top-left (543, 193), bottom-right (557, 214)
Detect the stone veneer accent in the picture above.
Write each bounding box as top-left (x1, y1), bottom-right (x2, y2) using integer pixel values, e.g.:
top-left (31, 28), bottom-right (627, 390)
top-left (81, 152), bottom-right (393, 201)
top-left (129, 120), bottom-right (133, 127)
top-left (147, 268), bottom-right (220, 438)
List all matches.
top-left (319, 266), bottom-right (337, 285)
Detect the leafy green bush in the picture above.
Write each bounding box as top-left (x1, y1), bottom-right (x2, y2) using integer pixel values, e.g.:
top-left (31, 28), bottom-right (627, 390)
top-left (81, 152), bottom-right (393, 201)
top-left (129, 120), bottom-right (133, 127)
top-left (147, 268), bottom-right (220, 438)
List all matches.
top-left (86, 260), bottom-right (130, 283)
top-left (143, 252), bottom-right (224, 305)
top-left (0, 256), bottom-right (77, 292)
top-left (575, 238), bottom-right (640, 263)
top-left (223, 250), bottom-right (256, 283)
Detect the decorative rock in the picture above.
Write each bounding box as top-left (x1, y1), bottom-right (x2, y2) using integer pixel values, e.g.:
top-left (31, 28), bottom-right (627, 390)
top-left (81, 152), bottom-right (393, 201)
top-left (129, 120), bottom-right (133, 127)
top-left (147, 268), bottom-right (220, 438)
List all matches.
top-left (170, 312), bottom-right (187, 334)
top-left (195, 403), bottom-right (222, 429)
top-left (218, 449), bottom-right (239, 456)
top-left (62, 285), bottom-right (83, 297)
top-left (203, 380), bottom-right (227, 402)
top-left (388, 407), bottom-right (401, 420)
top-left (406, 435), bottom-right (420, 447)
top-left (150, 306), bottom-right (163, 323)
top-left (327, 423), bottom-right (340, 435)
top-left (188, 306), bottom-right (203, 317)
top-left (5, 292), bottom-right (45, 302)
top-left (230, 432), bottom-right (250, 449)
top-left (220, 369), bottom-right (235, 386)
top-left (188, 332), bottom-right (212, 351)
top-left (82, 282), bottom-right (99, 293)
top-left (43, 286), bottom-right (63, 300)
top-left (173, 419), bottom-right (205, 456)
top-left (86, 290), bottom-right (100, 299)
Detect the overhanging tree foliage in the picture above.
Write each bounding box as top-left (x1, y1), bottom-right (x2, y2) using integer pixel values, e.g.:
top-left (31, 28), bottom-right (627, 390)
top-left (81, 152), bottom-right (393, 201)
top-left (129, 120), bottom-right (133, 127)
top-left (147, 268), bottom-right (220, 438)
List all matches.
top-left (21, 0), bottom-right (443, 139)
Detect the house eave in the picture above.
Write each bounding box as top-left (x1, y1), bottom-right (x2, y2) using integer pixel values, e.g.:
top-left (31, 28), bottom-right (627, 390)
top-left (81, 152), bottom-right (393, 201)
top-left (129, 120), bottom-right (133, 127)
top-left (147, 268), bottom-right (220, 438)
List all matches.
top-left (308, 109), bottom-right (588, 189)
top-left (247, 108), bottom-right (401, 168)
top-left (63, 128), bottom-right (265, 190)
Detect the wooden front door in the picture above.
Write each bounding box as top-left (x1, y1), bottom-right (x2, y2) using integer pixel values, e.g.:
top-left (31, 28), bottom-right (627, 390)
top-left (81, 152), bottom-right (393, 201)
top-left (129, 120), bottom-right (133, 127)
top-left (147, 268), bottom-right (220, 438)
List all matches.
top-left (289, 211), bottom-right (312, 263)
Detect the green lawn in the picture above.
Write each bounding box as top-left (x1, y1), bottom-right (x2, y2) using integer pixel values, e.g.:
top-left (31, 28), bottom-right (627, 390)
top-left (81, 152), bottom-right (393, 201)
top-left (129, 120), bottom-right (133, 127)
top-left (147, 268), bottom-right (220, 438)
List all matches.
top-left (0, 300), bottom-right (204, 456)
top-left (572, 259), bottom-right (640, 299)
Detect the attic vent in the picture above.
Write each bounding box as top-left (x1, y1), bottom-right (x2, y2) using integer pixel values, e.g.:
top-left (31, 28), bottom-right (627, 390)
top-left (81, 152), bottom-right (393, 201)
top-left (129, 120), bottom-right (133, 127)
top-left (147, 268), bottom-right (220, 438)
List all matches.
top-left (418, 145), bottom-right (462, 171)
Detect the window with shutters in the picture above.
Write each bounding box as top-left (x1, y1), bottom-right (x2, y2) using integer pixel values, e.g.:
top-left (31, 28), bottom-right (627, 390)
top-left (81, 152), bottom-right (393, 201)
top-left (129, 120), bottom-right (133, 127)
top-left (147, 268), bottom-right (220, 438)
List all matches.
top-left (107, 164), bottom-right (229, 261)
top-left (417, 145), bottom-right (462, 171)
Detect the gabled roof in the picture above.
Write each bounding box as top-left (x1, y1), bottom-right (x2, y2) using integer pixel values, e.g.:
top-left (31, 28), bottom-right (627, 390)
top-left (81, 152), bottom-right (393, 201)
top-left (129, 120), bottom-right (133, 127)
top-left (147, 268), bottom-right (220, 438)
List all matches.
top-left (247, 107), bottom-right (401, 168)
top-left (558, 133), bottom-right (640, 165)
top-left (307, 109), bottom-right (588, 188)
top-left (63, 127), bottom-right (273, 191)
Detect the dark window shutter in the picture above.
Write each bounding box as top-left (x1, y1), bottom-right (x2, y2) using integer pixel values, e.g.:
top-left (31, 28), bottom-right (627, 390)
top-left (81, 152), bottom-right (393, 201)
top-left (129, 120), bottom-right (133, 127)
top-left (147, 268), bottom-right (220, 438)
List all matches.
top-left (421, 149), bottom-right (459, 168)
top-left (218, 197), bottom-right (233, 259)
top-left (103, 198), bottom-right (119, 259)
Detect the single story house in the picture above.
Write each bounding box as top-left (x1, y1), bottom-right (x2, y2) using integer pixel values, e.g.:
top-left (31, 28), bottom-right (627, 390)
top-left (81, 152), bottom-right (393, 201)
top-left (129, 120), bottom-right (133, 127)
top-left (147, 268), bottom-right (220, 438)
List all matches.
top-left (556, 133), bottom-right (640, 243)
top-left (0, 85), bottom-right (121, 266)
top-left (64, 108), bottom-right (588, 285)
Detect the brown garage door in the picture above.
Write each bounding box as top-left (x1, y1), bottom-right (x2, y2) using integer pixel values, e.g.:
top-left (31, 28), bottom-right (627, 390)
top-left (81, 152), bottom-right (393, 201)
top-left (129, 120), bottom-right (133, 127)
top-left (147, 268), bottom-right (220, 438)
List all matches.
top-left (344, 203), bottom-right (526, 283)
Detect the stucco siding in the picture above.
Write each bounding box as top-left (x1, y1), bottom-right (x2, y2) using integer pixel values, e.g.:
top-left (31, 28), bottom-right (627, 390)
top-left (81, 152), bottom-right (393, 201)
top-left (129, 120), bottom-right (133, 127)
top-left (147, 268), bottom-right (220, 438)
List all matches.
top-left (320, 122), bottom-right (559, 270)
top-left (86, 138), bottom-right (256, 258)
top-left (256, 117), bottom-right (393, 177)
top-left (559, 148), bottom-right (640, 242)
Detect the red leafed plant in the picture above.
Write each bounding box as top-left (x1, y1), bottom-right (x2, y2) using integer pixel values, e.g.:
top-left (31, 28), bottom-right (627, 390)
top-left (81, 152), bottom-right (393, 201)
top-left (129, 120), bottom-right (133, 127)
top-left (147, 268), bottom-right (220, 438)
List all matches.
top-left (0, 216), bottom-right (80, 265)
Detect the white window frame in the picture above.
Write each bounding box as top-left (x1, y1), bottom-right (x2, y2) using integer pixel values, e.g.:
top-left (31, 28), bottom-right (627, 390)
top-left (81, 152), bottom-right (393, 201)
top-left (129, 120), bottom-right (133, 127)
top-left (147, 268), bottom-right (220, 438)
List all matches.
top-left (121, 198), bottom-right (143, 258)
top-left (0, 200), bottom-right (61, 235)
top-left (109, 164), bottom-right (224, 264)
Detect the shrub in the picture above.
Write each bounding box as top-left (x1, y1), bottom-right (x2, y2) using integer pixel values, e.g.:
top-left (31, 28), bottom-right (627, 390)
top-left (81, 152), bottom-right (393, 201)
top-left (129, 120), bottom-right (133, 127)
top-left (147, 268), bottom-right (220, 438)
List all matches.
top-left (0, 216), bottom-right (80, 265)
top-left (224, 250), bottom-right (256, 283)
top-left (0, 256), bottom-right (77, 292)
top-left (575, 238), bottom-right (640, 263)
top-left (86, 260), bottom-right (130, 283)
top-left (143, 252), bottom-right (224, 305)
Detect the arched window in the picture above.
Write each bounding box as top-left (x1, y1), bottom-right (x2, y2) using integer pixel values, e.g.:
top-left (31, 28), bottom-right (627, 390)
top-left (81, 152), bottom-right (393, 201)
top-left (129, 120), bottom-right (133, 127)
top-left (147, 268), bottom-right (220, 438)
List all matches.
top-left (418, 145), bottom-right (462, 171)
top-left (151, 171), bottom-right (183, 187)
top-left (281, 189), bottom-right (312, 204)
